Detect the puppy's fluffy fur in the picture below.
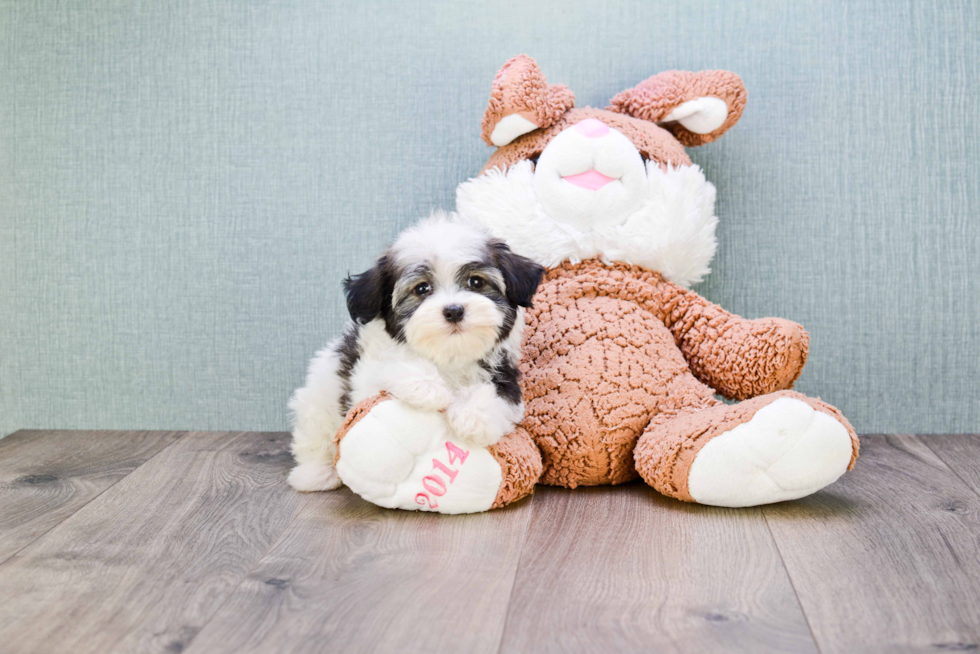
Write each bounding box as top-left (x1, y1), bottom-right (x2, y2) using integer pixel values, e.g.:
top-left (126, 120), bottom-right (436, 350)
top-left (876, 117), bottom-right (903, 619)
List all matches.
top-left (287, 211), bottom-right (546, 492)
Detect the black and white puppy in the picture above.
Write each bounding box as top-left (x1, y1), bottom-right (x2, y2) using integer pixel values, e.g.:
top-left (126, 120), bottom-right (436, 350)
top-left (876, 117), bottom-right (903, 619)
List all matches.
top-left (287, 211), bottom-right (546, 492)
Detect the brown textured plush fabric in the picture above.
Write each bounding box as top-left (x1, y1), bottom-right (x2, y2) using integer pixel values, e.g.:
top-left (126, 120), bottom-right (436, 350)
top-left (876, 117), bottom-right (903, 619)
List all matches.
top-left (633, 390), bottom-right (860, 502)
top-left (607, 69), bottom-right (748, 147)
top-left (487, 426), bottom-right (543, 509)
top-left (518, 259), bottom-right (829, 488)
top-left (481, 55), bottom-right (575, 147)
top-left (482, 107), bottom-right (692, 175)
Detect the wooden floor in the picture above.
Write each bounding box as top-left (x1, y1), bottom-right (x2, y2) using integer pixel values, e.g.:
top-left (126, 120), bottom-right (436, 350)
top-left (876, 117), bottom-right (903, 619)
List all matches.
top-left (1, 431), bottom-right (978, 654)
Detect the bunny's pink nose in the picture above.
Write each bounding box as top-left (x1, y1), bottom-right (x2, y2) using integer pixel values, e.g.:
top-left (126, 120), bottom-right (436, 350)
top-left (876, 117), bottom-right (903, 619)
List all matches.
top-left (574, 118), bottom-right (609, 138)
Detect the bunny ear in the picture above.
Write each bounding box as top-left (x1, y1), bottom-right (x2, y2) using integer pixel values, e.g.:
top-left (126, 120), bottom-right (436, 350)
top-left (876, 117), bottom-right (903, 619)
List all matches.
top-left (607, 70), bottom-right (747, 146)
top-left (481, 55), bottom-right (575, 147)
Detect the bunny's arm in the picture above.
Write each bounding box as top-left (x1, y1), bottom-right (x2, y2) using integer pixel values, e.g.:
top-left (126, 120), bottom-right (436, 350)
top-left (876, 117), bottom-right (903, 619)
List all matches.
top-left (639, 275), bottom-right (809, 400)
top-left (525, 260), bottom-right (809, 402)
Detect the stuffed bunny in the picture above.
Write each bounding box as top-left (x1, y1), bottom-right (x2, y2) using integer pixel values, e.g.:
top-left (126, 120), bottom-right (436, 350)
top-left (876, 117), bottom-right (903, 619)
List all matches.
top-left (328, 56), bottom-right (858, 513)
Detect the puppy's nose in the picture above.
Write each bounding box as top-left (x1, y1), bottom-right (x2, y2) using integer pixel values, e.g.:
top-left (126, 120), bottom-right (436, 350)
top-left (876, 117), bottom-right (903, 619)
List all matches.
top-left (442, 304), bottom-right (465, 323)
top-left (574, 118), bottom-right (609, 138)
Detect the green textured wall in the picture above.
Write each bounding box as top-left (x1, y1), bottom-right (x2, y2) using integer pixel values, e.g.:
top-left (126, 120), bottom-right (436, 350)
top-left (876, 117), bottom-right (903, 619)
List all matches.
top-left (2, 0), bottom-right (978, 436)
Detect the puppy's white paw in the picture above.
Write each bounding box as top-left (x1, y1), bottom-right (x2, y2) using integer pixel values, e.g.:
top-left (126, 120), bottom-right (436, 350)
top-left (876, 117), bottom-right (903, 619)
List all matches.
top-left (288, 461), bottom-right (342, 492)
top-left (447, 384), bottom-right (515, 448)
top-left (388, 376), bottom-right (454, 412)
top-left (336, 398), bottom-right (503, 514)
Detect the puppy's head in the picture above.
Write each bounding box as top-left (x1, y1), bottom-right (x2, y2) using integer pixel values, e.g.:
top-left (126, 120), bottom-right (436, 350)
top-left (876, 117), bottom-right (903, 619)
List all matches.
top-left (344, 212), bottom-right (545, 366)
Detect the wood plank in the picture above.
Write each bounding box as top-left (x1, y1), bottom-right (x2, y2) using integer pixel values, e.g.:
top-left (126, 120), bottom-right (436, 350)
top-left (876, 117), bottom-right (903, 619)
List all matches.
top-left (764, 434), bottom-right (980, 654)
top-left (498, 484), bottom-right (818, 654)
top-left (183, 487), bottom-right (536, 654)
top-left (0, 429), bottom-right (181, 564)
top-left (922, 434), bottom-right (980, 497)
top-left (0, 431), bottom-right (308, 654)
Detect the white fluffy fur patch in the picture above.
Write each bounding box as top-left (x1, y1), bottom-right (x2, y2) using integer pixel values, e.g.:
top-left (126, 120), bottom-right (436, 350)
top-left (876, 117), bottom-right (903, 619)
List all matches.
top-left (288, 460), bottom-right (342, 491)
top-left (456, 159), bottom-right (718, 288)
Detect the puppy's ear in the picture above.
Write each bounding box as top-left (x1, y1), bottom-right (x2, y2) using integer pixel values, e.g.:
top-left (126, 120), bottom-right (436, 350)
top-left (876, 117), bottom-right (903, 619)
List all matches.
top-left (344, 255), bottom-right (393, 324)
top-left (491, 241), bottom-right (546, 308)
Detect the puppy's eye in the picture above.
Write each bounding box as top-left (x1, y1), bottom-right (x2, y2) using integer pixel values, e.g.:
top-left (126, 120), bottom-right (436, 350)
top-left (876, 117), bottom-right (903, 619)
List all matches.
top-left (467, 276), bottom-right (485, 290)
top-left (413, 282), bottom-right (431, 296)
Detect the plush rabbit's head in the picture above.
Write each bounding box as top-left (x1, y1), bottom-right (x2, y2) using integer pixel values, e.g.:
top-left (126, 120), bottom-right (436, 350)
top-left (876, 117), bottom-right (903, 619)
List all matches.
top-left (458, 55), bottom-right (747, 288)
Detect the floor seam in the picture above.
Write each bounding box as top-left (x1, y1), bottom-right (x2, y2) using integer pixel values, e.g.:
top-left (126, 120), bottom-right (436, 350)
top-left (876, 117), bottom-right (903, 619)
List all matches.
top-left (494, 490), bottom-right (538, 654)
top-left (762, 508), bottom-right (825, 654)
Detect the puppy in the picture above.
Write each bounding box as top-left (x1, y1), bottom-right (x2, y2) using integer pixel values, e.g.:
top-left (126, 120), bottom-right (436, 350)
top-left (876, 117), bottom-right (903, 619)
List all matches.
top-left (287, 211), bottom-right (546, 492)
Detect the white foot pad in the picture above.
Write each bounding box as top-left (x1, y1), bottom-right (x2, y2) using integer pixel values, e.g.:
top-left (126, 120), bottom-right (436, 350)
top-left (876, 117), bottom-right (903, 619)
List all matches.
top-left (687, 398), bottom-right (853, 507)
top-left (335, 399), bottom-right (502, 514)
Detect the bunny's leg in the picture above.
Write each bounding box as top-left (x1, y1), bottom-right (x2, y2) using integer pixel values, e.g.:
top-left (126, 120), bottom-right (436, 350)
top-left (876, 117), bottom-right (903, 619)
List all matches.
top-left (634, 391), bottom-right (858, 507)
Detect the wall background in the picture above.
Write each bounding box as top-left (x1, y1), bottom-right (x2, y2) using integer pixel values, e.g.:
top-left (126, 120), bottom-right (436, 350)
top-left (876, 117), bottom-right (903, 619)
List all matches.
top-left (2, 0), bottom-right (978, 437)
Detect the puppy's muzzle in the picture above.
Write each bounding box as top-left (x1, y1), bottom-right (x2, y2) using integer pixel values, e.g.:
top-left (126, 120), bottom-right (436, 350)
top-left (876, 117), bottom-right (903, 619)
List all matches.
top-left (442, 304), bottom-right (465, 323)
